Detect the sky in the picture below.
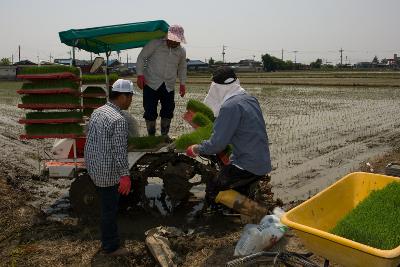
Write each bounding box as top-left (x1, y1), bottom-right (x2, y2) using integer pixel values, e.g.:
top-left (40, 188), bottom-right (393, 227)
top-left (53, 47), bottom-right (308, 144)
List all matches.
top-left (1, 0), bottom-right (399, 65)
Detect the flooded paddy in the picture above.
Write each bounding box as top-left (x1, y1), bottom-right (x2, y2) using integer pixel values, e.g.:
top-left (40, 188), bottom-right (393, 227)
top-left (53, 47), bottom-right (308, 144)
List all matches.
top-left (130, 84), bottom-right (400, 202)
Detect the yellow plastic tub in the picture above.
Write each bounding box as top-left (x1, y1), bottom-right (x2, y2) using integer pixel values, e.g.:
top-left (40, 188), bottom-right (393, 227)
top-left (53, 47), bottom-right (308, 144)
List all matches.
top-left (281, 172), bottom-right (400, 267)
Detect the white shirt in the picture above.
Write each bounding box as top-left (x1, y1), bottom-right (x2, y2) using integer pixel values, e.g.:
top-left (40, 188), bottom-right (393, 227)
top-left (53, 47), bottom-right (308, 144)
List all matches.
top-left (136, 39), bottom-right (187, 92)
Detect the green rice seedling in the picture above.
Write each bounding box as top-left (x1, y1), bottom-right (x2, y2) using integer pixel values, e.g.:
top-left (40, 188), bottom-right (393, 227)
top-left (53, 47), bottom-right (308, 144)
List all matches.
top-left (25, 123), bottom-right (83, 135)
top-left (81, 73), bottom-right (119, 84)
top-left (25, 111), bottom-right (83, 120)
top-left (83, 98), bottom-right (107, 105)
top-left (19, 66), bottom-right (80, 76)
top-left (175, 124), bottom-right (213, 150)
top-left (82, 86), bottom-right (107, 94)
top-left (186, 99), bottom-right (215, 122)
top-left (21, 80), bottom-right (79, 90)
top-left (21, 95), bottom-right (80, 104)
top-left (128, 135), bottom-right (167, 150)
top-left (331, 182), bottom-right (400, 250)
top-left (192, 112), bottom-right (212, 127)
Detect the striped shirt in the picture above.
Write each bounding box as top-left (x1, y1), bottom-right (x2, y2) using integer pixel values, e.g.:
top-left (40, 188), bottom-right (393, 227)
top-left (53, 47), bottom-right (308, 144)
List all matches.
top-left (84, 102), bottom-right (130, 187)
top-left (136, 39), bottom-right (187, 92)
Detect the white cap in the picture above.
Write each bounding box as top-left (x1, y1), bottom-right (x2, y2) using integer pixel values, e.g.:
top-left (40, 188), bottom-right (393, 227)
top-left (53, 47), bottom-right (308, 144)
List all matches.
top-left (111, 79), bottom-right (134, 93)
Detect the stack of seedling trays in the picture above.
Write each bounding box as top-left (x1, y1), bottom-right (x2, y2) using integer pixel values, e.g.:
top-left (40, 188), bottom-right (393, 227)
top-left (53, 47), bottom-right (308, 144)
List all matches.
top-left (17, 66), bottom-right (84, 139)
top-left (81, 74), bottom-right (118, 116)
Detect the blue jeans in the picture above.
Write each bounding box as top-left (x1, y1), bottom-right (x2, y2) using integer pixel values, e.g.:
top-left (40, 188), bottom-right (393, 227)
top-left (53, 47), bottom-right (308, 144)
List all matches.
top-left (97, 185), bottom-right (120, 253)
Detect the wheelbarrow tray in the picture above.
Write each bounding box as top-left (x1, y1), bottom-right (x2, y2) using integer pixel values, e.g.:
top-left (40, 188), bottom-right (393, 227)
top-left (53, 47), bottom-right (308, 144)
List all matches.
top-left (281, 172), bottom-right (400, 267)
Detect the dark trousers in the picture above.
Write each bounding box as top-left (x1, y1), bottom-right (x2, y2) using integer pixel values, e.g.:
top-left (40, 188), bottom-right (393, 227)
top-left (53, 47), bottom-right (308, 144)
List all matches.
top-left (143, 83), bottom-right (175, 121)
top-left (206, 164), bottom-right (263, 203)
top-left (97, 185), bottom-right (120, 253)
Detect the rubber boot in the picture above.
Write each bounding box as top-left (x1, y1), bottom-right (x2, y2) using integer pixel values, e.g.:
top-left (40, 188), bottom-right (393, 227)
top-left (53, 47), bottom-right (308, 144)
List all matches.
top-left (160, 118), bottom-right (171, 136)
top-left (145, 120), bottom-right (156, 136)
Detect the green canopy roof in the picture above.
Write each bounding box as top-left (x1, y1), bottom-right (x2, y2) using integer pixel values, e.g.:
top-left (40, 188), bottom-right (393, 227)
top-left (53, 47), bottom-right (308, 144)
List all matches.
top-left (59, 20), bottom-right (169, 54)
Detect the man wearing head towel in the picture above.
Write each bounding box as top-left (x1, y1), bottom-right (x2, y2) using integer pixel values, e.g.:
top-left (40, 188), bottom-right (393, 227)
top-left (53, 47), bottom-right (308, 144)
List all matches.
top-left (185, 67), bottom-right (272, 205)
top-left (136, 24), bottom-right (187, 137)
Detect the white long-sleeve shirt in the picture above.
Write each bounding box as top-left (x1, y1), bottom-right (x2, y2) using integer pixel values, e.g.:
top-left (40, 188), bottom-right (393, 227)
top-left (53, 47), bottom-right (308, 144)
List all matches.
top-left (136, 39), bottom-right (187, 92)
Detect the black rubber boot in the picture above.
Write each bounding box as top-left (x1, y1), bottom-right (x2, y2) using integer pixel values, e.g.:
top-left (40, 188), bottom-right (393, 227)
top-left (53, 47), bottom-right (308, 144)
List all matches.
top-left (145, 120), bottom-right (156, 136)
top-left (160, 118), bottom-right (171, 136)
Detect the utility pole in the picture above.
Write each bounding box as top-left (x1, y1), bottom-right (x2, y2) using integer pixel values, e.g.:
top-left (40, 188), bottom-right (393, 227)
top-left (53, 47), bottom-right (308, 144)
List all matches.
top-left (293, 50), bottom-right (298, 64)
top-left (18, 45), bottom-right (21, 62)
top-left (90, 52), bottom-right (93, 61)
top-left (222, 45), bottom-right (227, 63)
top-left (281, 49), bottom-right (284, 61)
top-left (126, 53), bottom-right (129, 66)
top-left (11, 54), bottom-right (14, 64)
top-left (49, 53), bottom-right (52, 63)
top-left (339, 48), bottom-right (344, 66)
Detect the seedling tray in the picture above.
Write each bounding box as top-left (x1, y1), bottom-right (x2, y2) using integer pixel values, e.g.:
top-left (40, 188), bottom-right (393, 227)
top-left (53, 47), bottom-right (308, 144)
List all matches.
top-left (17, 88), bottom-right (79, 95)
top-left (18, 103), bottom-right (81, 110)
top-left (19, 118), bottom-right (84, 124)
top-left (17, 72), bottom-right (79, 81)
top-left (20, 134), bottom-right (85, 139)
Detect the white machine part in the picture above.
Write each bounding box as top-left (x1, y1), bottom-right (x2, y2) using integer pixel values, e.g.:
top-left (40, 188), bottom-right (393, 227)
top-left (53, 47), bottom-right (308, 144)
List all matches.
top-left (51, 139), bottom-right (75, 159)
top-left (46, 138), bottom-right (151, 178)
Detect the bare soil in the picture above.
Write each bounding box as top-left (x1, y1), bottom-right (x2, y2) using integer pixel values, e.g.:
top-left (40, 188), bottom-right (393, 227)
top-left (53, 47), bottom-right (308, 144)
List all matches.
top-left (1, 78), bottom-right (400, 266)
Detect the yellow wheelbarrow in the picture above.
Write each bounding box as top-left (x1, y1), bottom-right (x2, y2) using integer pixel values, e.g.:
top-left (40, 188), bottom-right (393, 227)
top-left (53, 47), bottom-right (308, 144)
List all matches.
top-left (281, 172), bottom-right (400, 267)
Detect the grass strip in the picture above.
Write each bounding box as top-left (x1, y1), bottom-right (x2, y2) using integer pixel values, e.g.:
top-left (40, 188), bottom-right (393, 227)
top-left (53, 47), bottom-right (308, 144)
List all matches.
top-left (21, 80), bottom-right (79, 90)
top-left (19, 66), bottom-right (80, 76)
top-left (25, 111), bottom-right (83, 120)
top-left (331, 181), bottom-right (400, 250)
top-left (81, 74), bottom-right (118, 84)
top-left (25, 123), bottom-right (83, 135)
top-left (175, 124), bottom-right (213, 150)
top-left (21, 95), bottom-right (80, 104)
top-left (187, 99), bottom-right (215, 122)
top-left (128, 136), bottom-right (166, 150)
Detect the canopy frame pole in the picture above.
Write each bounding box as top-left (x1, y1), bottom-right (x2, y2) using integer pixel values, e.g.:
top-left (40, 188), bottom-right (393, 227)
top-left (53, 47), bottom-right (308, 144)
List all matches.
top-left (72, 46), bottom-right (76, 67)
top-left (105, 51), bottom-right (111, 94)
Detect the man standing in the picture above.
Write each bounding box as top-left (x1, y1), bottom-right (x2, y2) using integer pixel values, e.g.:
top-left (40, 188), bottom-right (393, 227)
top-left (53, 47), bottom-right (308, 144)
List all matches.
top-left (84, 79), bottom-right (134, 256)
top-left (136, 24), bottom-right (187, 137)
top-left (186, 67), bottom-right (272, 204)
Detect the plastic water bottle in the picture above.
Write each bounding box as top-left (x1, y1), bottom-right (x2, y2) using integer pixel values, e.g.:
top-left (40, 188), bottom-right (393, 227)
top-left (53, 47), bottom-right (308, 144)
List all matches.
top-left (234, 207), bottom-right (288, 256)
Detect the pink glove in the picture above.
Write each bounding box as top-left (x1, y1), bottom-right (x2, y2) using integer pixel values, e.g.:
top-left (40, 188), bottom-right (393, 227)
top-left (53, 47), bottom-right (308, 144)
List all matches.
top-left (186, 145), bottom-right (198, 158)
top-left (118, 175), bottom-right (131, 195)
top-left (136, 75), bottom-right (146, 90)
top-left (179, 84), bottom-right (186, 97)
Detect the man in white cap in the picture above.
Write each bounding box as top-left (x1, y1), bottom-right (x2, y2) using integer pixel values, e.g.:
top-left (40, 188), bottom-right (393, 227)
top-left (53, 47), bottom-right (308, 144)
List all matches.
top-left (136, 24), bottom-right (187, 137)
top-left (84, 79), bottom-right (134, 256)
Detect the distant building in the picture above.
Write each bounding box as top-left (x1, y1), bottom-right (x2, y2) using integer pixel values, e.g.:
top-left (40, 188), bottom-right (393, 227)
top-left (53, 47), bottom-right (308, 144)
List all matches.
top-left (232, 59), bottom-right (262, 72)
top-left (54, 58), bottom-right (91, 67)
top-left (13, 60), bottom-right (36, 66)
top-left (354, 62), bottom-right (375, 69)
top-left (187, 60), bottom-right (209, 71)
top-left (0, 66), bottom-right (17, 80)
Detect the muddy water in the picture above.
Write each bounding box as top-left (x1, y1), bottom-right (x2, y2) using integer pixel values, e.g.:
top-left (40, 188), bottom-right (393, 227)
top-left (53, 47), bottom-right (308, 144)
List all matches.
top-left (2, 84), bottom-right (400, 214)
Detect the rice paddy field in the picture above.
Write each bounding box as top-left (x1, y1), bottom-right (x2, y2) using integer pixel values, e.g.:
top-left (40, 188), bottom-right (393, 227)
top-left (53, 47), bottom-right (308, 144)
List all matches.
top-left (127, 71), bottom-right (400, 202)
top-left (1, 71), bottom-right (400, 266)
